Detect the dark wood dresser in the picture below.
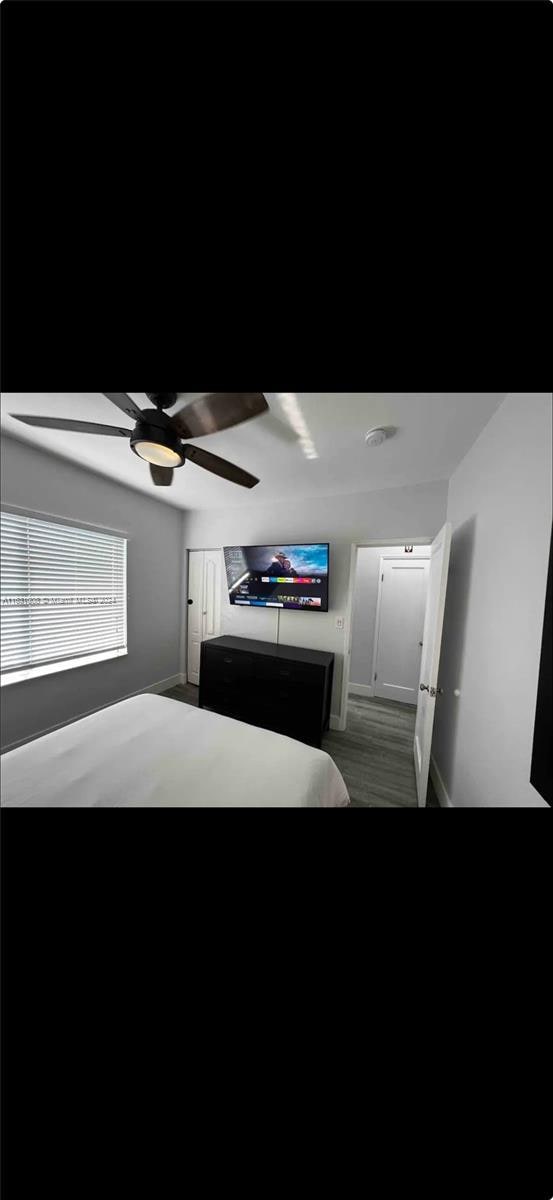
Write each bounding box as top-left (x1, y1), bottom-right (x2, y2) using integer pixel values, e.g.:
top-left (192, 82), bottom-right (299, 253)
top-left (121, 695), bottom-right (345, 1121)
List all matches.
top-left (199, 636), bottom-right (335, 748)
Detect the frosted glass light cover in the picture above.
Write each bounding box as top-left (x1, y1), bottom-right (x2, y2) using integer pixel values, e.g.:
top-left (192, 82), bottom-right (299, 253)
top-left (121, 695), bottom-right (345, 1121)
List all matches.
top-left (134, 441), bottom-right (182, 467)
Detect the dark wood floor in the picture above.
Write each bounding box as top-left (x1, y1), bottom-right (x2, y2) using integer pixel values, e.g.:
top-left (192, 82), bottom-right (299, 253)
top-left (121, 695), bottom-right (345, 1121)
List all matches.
top-left (161, 684), bottom-right (440, 808)
top-left (324, 695), bottom-right (439, 808)
top-left (163, 682), bottom-right (202, 707)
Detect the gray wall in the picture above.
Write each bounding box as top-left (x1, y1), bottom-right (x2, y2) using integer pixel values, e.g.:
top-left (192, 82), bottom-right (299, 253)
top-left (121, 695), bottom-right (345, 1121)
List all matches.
top-left (182, 479), bottom-right (448, 722)
top-left (350, 545), bottom-right (430, 690)
top-left (1, 435), bottom-right (184, 750)
top-left (432, 393), bottom-right (552, 808)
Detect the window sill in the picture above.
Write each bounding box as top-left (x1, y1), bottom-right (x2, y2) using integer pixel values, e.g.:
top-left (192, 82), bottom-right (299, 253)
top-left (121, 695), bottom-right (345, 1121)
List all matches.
top-left (1, 648), bottom-right (128, 687)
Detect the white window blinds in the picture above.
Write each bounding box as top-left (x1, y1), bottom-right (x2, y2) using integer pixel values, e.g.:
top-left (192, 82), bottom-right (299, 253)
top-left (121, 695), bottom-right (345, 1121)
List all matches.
top-left (1, 509), bottom-right (127, 684)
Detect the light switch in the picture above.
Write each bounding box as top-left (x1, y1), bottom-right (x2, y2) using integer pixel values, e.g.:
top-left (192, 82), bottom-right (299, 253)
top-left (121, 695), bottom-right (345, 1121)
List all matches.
top-left (336, 617), bottom-right (345, 631)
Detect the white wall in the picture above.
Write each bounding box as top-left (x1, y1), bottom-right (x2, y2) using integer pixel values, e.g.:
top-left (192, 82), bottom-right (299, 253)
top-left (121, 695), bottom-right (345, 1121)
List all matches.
top-left (432, 393), bottom-right (552, 808)
top-left (182, 479), bottom-right (448, 724)
top-left (350, 545), bottom-right (430, 693)
top-left (1, 435), bottom-right (184, 750)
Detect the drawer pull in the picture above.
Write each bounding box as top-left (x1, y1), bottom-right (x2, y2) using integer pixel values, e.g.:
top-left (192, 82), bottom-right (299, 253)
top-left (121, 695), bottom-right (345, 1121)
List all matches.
top-left (223, 657), bottom-right (233, 665)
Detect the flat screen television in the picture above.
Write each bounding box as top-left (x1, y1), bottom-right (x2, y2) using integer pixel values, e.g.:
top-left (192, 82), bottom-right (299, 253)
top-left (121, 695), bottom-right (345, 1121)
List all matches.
top-left (224, 544), bottom-right (329, 612)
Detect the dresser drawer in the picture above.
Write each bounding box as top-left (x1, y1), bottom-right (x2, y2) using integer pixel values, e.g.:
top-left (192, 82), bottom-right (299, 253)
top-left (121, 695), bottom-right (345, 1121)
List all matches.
top-left (253, 656), bottom-right (321, 689)
top-left (203, 646), bottom-right (253, 679)
top-left (257, 684), bottom-right (322, 716)
top-left (201, 680), bottom-right (251, 713)
top-left (258, 707), bottom-right (323, 747)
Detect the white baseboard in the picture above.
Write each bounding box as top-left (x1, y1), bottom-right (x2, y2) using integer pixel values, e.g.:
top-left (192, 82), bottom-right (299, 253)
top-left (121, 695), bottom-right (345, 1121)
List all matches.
top-left (349, 683), bottom-right (374, 699)
top-left (430, 755), bottom-right (453, 808)
top-left (329, 715), bottom-right (344, 732)
top-left (0, 672), bottom-right (185, 754)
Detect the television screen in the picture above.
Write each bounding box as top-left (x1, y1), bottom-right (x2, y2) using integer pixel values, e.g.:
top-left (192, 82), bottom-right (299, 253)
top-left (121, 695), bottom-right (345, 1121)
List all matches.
top-left (224, 544), bottom-right (330, 612)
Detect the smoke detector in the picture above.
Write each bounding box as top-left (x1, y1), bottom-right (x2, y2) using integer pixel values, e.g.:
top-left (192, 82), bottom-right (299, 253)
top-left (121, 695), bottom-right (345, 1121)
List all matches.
top-left (365, 427), bottom-right (388, 448)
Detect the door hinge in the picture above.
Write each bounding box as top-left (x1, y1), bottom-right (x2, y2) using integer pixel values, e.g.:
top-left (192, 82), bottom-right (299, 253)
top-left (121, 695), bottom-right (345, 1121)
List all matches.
top-left (374, 673), bottom-right (378, 681)
top-left (382, 574), bottom-right (384, 582)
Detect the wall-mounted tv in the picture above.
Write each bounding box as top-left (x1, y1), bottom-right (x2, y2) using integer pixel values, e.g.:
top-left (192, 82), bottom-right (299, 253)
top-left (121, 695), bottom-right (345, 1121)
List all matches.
top-left (224, 544), bottom-right (329, 612)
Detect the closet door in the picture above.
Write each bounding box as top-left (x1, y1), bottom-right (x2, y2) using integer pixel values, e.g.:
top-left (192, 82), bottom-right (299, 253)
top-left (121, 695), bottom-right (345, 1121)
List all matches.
top-left (187, 550), bottom-right (223, 685)
top-left (187, 551), bottom-right (205, 685)
top-left (202, 550), bottom-right (222, 643)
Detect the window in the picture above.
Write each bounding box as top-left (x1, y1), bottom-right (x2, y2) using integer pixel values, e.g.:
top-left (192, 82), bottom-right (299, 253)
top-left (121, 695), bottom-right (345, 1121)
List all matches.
top-left (0, 509), bottom-right (127, 686)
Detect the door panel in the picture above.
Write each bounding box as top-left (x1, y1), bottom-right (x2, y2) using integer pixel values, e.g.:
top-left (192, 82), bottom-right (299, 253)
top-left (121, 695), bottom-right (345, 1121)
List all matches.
top-left (203, 550), bottom-right (222, 642)
top-left (414, 523), bottom-right (452, 807)
top-left (374, 560), bottom-right (430, 703)
top-left (187, 551), bottom-right (204, 685)
top-left (187, 549), bottom-right (223, 685)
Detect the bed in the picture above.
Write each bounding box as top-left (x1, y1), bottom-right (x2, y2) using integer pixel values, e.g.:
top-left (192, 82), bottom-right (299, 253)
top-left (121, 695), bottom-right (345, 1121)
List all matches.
top-left (1, 694), bottom-right (350, 808)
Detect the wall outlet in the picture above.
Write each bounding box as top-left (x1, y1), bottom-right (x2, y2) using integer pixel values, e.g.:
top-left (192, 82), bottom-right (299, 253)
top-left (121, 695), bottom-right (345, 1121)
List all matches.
top-left (336, 617), bottom-right (345, 631)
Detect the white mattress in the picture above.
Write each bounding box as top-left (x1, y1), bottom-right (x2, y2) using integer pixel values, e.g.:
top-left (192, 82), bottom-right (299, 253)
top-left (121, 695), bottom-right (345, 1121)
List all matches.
top-left (1, 694), bottom-right (350, 808)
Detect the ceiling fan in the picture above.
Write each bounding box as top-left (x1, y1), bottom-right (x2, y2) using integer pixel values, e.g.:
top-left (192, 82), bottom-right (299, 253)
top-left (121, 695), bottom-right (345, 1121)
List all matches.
top-left (9, 392), bottom-right (269, 488)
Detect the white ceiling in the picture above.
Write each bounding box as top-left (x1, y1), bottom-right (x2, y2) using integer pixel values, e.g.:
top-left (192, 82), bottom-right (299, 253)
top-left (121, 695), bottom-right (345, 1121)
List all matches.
top-left (0, 393), bottom-right (506, 511)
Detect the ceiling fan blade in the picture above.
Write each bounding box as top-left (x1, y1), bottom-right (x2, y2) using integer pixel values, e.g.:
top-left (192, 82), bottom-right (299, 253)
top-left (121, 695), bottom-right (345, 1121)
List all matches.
top-left (183, 444), bottom-right (259, 489)
top-left (170, 392), bottom-right (268, 439)
top-left (11, 415), bottom-right (131, 437)
top-left (150, 464), bottom-right (174, 487)
top-left (103, 393), bottom-right (143, 421)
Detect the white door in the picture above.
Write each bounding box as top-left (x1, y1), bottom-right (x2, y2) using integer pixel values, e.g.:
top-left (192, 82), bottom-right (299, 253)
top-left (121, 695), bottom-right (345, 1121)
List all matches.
top-left (187, 550), bottom-right (222, 685)
top-left (414, 523), bottom-right (452, 807)
top-left (373, 558), bottom-right (430, 704)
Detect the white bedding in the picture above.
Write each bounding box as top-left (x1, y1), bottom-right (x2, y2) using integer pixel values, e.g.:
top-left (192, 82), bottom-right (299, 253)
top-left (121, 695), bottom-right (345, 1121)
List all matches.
top-left (1, 694), bottom-right (350, 808)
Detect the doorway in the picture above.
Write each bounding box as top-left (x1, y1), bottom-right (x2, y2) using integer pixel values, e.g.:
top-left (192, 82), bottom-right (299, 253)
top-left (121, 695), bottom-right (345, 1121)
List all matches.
top-left (331, 529), bottom-right (451, 807)
top-left (348, 545), bottom-right (430, 703)
top-left (187, 549), bottom-right (223, 686)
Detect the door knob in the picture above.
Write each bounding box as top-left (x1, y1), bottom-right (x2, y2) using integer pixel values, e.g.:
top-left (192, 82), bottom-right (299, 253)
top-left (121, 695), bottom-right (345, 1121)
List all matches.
top-left (420, 683), bottom-right (430, 692)
top-left (187, 599), bottom-right (193, 606)
top-left (419, 641), bottom-right (423, 647)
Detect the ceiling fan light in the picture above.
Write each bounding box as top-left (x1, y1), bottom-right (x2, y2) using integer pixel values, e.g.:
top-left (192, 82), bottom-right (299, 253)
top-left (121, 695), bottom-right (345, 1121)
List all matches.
top-left (130, 420), bottom-right (185, 467)
top-left (134, 441), bottom-right (182, 467)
